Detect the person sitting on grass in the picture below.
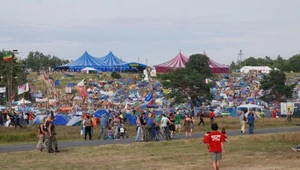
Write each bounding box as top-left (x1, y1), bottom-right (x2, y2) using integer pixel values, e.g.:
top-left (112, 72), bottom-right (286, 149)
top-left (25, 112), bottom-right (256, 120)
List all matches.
top-left (203, 123), bottom-right (226, 170)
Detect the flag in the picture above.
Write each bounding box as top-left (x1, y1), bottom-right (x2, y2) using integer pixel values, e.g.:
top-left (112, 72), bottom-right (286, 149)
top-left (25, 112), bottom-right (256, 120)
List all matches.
top-left (77, 79), bottom-right (85, 87)
top-left (0, 87), bottom-right (6, 93)
top-left (18, 83), bottom-right (29, 95)
top-left (3, 54), bottom-right (12, 62)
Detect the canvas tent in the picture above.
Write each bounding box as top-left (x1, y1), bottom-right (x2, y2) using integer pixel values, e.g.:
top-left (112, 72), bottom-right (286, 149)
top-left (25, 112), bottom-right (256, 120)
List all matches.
top-left (209, 59), bottom-right (230, 74)
top-left (57, 51), bottom-right (106, 71)
top-left (81, 67), bottom-right (97, 73)
top-left (66, 116), bottom-right (82, 126)
top-left (240, 66), bottom-right (272, 74)
top-left (154, 51), bottom-right (188, 73)
top-left (99, 51), bottom-right (126, 66)
top-left (154, 51), bottom-right (230, 74)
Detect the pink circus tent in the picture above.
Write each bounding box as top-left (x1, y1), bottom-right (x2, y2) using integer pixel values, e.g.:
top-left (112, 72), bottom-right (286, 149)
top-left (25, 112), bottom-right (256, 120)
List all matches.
top-left (154, 51), bottom-right (188, 73)
top-left (154, 51), bottom-right (230, 74)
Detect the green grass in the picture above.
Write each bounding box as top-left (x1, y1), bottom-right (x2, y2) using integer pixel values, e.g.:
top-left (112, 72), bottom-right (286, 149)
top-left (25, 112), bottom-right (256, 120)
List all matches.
top-left (0, 132), bottom-right (300, 170)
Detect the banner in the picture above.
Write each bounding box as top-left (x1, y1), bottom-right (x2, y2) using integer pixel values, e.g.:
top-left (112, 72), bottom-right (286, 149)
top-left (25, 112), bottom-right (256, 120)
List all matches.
top-left (0, 87), bottom-right (6, 93)
top-left (36, 98), bottom-right (48, 103)
top-left (18, 83), bottom-right (29, 95)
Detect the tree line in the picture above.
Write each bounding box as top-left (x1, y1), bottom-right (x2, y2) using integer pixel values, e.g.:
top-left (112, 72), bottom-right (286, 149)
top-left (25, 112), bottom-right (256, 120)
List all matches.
top-left (24, 51), bottom-right (69, 72)
top-left (230, 53), bottom-right (300, 72)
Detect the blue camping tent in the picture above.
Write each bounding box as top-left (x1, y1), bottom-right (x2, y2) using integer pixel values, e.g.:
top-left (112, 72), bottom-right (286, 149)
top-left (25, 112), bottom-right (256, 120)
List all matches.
top-left (56, 51), bottom-right (106, 70)
top-left (53, 114), bottom-right (70, 126)
top-left (93, 110), bottom-right (110, 118)
top-left (99, 51), bottom-right (126, 66)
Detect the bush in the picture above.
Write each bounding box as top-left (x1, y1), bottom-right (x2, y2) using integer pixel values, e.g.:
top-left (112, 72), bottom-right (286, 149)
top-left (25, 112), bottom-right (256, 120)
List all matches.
top-left (111, 72), bottom-right (121, 79)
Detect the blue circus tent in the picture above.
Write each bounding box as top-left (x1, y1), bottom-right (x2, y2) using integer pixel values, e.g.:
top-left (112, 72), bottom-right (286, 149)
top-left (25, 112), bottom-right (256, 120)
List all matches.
top-left (99, 51), bottom-right (126, 66)
top-left (56, 51), bottom-right (106, 70)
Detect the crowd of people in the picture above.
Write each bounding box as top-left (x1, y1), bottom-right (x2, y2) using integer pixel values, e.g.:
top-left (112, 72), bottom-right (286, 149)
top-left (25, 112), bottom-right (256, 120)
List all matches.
top-left (0, 109), bottom-right (35, 128)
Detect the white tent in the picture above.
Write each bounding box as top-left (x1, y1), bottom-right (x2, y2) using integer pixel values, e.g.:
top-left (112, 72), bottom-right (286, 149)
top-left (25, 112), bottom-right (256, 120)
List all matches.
top-left (81, 67), bottom-right (97, 74)
top-left (240, 66), bottom-right (272, 74)
top-left (17, 98), bottom-right (31, 105)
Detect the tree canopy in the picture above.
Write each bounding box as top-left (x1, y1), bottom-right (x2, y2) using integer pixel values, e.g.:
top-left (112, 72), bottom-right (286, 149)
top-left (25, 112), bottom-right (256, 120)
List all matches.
top-left (24, 51), bottom-right (69, 72)
top-left (260, 70), bottom-right (295, 102)
top-left (158, 54), bottom-right (212, 107)
top-left (231, 53), bottom-right (300, 72)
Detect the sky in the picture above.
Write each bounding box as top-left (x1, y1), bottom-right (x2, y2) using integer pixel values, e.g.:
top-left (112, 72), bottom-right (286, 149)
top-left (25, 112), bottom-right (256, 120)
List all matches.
top-left (0, 0), bottom-right (300, 66)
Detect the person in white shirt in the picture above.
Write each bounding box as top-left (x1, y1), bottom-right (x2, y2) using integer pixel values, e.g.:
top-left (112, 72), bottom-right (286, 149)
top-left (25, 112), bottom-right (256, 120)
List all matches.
top-left (160, 114), bottom-right (172, 140)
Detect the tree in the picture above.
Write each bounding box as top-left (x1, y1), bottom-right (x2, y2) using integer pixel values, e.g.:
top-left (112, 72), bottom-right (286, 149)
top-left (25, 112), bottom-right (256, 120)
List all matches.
top-left (260, 70), bottom-right (295, 102)
top-left (24, 51), bottom-right (69, 72)
top-left (0, 50), bottom-right (27, 104)
top-left (159, 54), bottom-right (212, 106)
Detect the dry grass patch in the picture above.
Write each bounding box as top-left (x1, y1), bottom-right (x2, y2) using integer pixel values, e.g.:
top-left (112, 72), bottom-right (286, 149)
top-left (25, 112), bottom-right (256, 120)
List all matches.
top-left (1, 132), bottom-right (300, 170)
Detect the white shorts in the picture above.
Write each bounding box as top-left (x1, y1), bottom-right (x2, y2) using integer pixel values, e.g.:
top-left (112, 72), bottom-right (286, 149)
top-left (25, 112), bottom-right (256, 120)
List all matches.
top-left (175, 124), bottom-right (181, 129)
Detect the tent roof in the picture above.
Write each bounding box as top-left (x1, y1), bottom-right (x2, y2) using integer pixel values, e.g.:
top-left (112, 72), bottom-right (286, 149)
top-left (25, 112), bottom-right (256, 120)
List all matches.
top-left (209, 59), bottom-right (230, 69)
top-left (99, 51), bottom-right (126, 66)
top-left (58, 51), bottom-right (106, 68)
top-left (154, 51), bottom-right (230, 73)
top-left (154, 51), bottom-right (188, 68)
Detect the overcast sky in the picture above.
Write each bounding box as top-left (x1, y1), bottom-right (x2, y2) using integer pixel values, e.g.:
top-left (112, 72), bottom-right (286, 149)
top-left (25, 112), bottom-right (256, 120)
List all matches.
top-left (0, 0), bottom-right (299, 66)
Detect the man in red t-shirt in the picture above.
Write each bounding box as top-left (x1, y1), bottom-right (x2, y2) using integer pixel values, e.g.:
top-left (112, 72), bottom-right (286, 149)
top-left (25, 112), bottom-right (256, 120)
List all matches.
top-left (203, 123), bottom-right (225, 170)
top-left (272, 108), bottom-right (277, 118)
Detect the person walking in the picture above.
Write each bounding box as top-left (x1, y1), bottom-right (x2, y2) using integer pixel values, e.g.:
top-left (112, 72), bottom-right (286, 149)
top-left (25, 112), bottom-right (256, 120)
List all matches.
top-left (98, 114), bottom-right (108, 140)
top-left (183, 114), bottom-right (192, 139)
top-left (198, 112), bottom-right (205, 126)
top-left (112, 115), bottom-right (121, 139)
top-left (83, 115), bottom-right (93, 140)
top-left (247, 110), bottom-right (255, 134)
top-left (239, 110), bottom-right (246, 133)
top-left (135, 112), bottom-right (146, 142)
top-left (45, 116), bottom-right (60, 153)
top-left (287, 108), bottom-right (292, 122)
top-left (36, 119), bottom-right (46, 151)
top-left (160, 113), bottom-right (172, 140)
top-left (272, 108), bottom-right (277, 118)
top-left (174, 112), bottom-right (182, 135)
top-left (203, 123), bottom-right (226, 170)
top-left (209, 109), bottom-right (214, 125)
top-left (14, 111), bottom-right (23, 128)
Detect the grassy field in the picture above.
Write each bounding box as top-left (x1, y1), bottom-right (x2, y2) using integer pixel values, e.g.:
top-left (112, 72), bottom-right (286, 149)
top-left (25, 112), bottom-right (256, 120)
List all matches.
top-left (0, 117), bottom-right (299, 145)
top-left (0, 131), bottom-right (299, 170)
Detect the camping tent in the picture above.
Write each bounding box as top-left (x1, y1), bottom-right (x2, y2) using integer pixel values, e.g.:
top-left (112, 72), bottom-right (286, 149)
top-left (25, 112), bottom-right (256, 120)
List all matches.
top-left (154, 51), bottom-right (230, 74)
top-left (53, 114), bottom-right (70, 126)
top-left (154, 51), bottom-right (188, 73)
top-left (93, 109), bottom-right (110, 118)
top-left (240, 66), bottom-right (272, 74)
top-left (66, 116), bottom-right (82, 126)
top-left (56, 51), bottom-right (106, 71)
top-left (81, 67), bottom-right (97, 74)
top-left (17, 98), bottom-right (31, 105)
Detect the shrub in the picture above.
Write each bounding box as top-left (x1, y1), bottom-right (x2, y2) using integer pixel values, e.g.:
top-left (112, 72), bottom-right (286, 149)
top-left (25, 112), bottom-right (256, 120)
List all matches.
top-left (111, 72), bottom-right (121, 79)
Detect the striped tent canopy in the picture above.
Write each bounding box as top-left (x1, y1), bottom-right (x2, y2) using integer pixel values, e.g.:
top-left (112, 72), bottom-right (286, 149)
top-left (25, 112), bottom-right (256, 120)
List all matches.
top-left (99, 51), bottom-right (126, 66)
top-left (154, 51), bottom-right (230, 74)
top-left (154, 51), bottom-right (188, 73)
top-left (209, 58), bottom-right (230, 74)
top-left (57, 51), bottom-right (106, 70)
